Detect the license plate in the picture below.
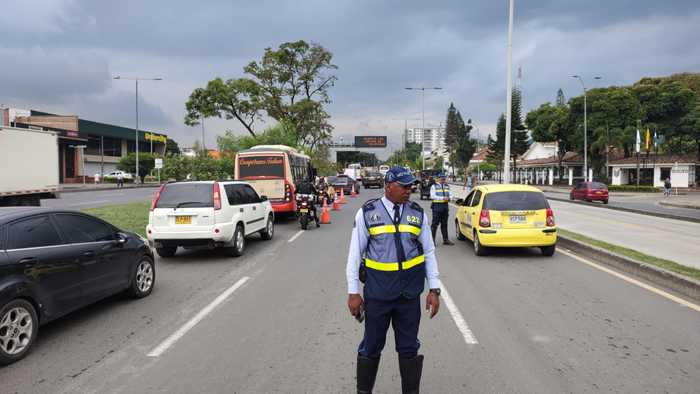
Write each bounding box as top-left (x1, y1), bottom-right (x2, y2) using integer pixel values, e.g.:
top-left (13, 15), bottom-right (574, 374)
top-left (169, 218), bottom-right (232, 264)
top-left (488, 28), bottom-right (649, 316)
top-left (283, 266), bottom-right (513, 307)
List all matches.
top-left (509, 215), bottom-right (527, 224)
top-left (596, 191), bottom-right (603, 194)
top-left (299, 209), bottom-right (308, 213)
top-left (175, 216), bottom-right (192, 224)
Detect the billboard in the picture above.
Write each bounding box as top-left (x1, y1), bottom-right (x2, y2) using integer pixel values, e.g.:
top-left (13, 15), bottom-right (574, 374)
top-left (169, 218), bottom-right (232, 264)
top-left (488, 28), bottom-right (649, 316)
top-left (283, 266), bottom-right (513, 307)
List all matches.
top-left (354, 135), bottom-right (387, 148)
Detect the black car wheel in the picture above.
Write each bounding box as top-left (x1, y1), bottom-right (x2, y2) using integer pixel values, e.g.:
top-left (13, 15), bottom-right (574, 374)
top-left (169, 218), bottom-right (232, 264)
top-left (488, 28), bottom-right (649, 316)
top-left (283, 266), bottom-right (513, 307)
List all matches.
top-left (228, 224), bottom-right (245, 257)
top-left (473, 232), bottom-right (489, 256)
top-left (0, 299), bottom-right (38, 365)
top-left (260, 215), bottom-right (274, 240)
top-left (128, 256), bottom-right (155, 298)
top-left (455, 219), bottom-right (467, 241)
top-left (541, 245), bottom-right (556, 257)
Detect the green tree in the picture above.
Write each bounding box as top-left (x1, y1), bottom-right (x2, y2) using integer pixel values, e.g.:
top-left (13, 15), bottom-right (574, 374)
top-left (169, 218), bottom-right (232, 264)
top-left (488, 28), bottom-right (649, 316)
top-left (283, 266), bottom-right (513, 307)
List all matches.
top-left (526, 102), bottom-right (573, 181)
top-left (162, 154), bottom-right (192, 181)
top-left (444, 103), bottom-right (460, 147)
top-left (117, 153), bottom-right (155, 183)
top-left (186, 40), bottom-right (338, 147)
top-left (680, 99), bottom-right (700, 160)
top-left (166, 138), bottom-right (181, 155)
top-left (453, 114), bottom-right (475, 173)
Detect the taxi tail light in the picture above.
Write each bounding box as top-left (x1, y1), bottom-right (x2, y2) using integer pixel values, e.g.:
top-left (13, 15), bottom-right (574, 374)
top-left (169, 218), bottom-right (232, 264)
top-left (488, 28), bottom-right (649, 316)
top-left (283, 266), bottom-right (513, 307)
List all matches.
top-left (213, 183), bottom-right (222, 210)
top-left (546, 208), bottom-right (555, 227)
top-left (479, 209), bottom-right (491, 227)
top-left (150, 184), bottom-right (166, 211)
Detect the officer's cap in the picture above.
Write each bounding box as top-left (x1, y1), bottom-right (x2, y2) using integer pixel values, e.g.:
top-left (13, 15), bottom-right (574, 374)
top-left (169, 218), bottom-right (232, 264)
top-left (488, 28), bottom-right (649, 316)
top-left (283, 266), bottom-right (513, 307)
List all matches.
top-left (385, 167), bottom-right (416, 185)
top-left (438, 172), bottom-right (447, 179)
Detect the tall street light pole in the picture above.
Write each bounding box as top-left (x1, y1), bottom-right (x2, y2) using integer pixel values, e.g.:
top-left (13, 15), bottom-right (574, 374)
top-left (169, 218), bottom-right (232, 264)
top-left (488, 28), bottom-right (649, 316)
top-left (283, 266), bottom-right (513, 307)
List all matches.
top-left (503, 0), bottom-right (515, 184)
top-left (571, 75), bottom-right (601, 181)
top-left (113, 76), bottom-right (163, 183)
top-left (405, 87), bottom-right (442, 170)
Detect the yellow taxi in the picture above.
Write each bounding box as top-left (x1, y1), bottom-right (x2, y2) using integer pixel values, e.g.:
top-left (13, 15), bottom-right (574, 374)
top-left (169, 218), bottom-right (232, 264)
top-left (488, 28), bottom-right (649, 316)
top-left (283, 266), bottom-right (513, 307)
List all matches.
top-left (454, 184), bottom-right (557, 256)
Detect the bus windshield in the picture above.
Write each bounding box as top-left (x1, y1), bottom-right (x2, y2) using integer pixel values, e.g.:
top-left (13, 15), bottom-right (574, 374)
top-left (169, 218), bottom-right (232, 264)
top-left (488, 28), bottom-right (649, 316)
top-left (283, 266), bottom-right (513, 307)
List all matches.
top-left (238, 155), bottom-right (285, 178)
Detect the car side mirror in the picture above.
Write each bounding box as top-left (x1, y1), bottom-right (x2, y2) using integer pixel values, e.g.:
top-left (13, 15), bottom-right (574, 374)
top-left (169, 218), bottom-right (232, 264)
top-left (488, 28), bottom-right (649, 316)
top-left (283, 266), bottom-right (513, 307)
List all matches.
top-left (260, 195), bottom-right (268, 201)
top-left (115, 232), bottom-right (128, 246)
top-left (455, 199), bottom-right (464, 205)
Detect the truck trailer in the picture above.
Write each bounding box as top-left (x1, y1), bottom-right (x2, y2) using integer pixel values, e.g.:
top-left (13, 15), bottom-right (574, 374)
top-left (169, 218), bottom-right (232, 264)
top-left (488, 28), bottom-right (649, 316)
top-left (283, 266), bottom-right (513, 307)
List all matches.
top-left (0, 126), bottom-right (60, 206)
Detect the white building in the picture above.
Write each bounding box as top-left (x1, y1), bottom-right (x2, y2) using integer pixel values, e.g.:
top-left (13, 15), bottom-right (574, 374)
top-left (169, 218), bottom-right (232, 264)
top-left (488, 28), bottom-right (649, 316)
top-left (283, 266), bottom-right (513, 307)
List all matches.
top-left (609, 154), bottom-right (698, 188)
top-left (405, 127), bottom-right (445, 154)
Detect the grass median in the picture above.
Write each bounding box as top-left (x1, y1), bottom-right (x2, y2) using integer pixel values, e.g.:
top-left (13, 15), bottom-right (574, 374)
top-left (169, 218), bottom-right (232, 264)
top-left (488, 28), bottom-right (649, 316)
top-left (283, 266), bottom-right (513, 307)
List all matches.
top-left (558, 228), bottom-right (700, 282)
top-left (83, 201), bottom-right (150, 237)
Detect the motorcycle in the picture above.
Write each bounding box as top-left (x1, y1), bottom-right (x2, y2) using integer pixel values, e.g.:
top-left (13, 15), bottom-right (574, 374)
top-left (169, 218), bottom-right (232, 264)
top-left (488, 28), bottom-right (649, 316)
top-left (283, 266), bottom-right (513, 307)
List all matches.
top-left (296, 194), bottom-right (320, 230)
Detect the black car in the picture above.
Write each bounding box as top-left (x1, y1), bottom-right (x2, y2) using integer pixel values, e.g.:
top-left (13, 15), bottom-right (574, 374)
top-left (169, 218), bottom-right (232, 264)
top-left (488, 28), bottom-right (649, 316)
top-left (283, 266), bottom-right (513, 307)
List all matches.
top-left (362, 172), bottom-right (384, 189)
top-left (0, 208), bottom-right (155, 365)
top-left (328, 175), bottom-right (361, 195)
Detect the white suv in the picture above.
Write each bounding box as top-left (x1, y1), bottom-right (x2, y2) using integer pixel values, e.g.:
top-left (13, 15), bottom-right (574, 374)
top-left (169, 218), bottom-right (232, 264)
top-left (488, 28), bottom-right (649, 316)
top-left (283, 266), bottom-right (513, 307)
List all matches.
top-left (146, 181), bottom-right (275, 258)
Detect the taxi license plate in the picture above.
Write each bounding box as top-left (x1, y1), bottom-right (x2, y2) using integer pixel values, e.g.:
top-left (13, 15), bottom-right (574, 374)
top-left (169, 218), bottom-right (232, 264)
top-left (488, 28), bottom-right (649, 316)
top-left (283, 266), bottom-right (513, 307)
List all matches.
top-left (299, 208), bottom-right (309, 213)
top-left (175, 216), bottom-right (192, 225)
top-left (509, 215), bottom-right (527, 224)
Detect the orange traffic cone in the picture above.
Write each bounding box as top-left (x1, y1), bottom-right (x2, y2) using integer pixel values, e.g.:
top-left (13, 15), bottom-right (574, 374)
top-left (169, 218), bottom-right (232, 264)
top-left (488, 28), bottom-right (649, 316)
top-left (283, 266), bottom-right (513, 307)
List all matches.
top-left (340, 187), bottom-right (346, 204)
top-left (332, 194), bottom-right (340, 211)
top-left (351, 183), bottom-right (357, 198)
top-left (320, 197), bottom-right (331, 224)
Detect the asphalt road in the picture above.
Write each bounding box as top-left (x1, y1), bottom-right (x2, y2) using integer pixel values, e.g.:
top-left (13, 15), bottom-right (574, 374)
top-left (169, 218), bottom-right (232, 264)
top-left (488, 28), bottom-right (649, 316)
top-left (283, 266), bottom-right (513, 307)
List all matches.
top-left (542, 191), bottom-right (700, 221)
top-left (41, 187), bottom-right (160, 209)
top-left (4, 189), bottom-right (700, 393)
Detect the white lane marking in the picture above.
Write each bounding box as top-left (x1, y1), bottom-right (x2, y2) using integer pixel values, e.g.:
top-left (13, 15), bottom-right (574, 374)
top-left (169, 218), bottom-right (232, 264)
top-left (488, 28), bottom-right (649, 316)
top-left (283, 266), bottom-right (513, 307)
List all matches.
top-left (147, 276), bottom-right (251, 357)
top-left (288, 230), bottom-right (304, 243)
top-left (559, 249), bottom-right (700, 314)
top-left (69, 200), bottom-right (110, 207)
top-left (440, 285), bottom-right (479, 345)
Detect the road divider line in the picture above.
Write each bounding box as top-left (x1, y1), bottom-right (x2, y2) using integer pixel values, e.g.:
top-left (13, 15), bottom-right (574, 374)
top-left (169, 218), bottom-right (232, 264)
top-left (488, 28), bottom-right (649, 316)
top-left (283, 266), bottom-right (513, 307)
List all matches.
top-left (559, 249), bottom-right (700, 313)
top-left (147, 276), bottom-right (251, 357)
top-left (288, 230), bottom-right (304, 243)
top-left (440, 285), bottom-right (479, 345)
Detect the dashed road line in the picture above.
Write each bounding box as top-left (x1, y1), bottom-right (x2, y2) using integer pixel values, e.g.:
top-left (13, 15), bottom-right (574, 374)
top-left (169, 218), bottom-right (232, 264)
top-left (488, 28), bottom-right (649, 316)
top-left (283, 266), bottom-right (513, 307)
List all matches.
top-left (147, 276), bottom-right (251, 357)
top-left (288, 230), bottom-right (304, 243)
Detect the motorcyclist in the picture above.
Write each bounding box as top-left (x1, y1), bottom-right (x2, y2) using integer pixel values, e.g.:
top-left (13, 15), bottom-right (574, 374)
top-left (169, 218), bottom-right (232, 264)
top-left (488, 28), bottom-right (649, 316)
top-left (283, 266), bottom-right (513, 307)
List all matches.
top-left (296, 177), bottom-right (320, 226)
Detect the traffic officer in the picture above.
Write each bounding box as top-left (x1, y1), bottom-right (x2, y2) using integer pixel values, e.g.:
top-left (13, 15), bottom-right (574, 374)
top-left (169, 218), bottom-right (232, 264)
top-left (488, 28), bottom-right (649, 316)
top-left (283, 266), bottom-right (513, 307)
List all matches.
top-left (430, 173), bottom-right (454, 245)
top-left (346, 167), bottom-right (441, 394)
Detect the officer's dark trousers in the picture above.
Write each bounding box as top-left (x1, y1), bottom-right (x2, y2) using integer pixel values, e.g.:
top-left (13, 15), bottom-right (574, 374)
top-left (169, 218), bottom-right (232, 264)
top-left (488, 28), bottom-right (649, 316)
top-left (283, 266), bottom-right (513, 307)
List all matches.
top-left (431, 203), bottom-right (449, 242)
top-left (358, 296), bottom-right (421, 359)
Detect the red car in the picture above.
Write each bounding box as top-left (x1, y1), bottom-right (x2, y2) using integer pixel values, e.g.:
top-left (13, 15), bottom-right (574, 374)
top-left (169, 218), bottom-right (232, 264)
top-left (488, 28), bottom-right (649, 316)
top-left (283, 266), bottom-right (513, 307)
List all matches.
top-left (570, 181), bottom-right (609, 204)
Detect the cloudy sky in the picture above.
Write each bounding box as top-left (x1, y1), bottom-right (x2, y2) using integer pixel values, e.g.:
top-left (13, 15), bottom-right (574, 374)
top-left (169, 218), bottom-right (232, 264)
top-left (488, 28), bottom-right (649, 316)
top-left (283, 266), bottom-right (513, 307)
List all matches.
top-left (2, 0), bottom-right (699, 159)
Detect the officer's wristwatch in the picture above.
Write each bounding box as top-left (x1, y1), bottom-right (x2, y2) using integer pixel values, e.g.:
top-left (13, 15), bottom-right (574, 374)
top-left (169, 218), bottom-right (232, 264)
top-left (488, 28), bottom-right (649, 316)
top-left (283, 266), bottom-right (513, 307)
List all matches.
top-left (429, 288), bottom-right (441, 296)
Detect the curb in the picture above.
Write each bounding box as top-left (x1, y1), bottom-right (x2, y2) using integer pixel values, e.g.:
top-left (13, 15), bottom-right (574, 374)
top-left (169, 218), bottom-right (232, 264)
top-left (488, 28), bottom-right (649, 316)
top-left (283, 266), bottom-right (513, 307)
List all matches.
top-left (59, 185), bottom-right (161, 194)
top-left (659, 201), bottom-right (700, 210)
top-left (546, 196), bottom-right (700, 224)
top-left (558, 234), bottom-right (700, 304)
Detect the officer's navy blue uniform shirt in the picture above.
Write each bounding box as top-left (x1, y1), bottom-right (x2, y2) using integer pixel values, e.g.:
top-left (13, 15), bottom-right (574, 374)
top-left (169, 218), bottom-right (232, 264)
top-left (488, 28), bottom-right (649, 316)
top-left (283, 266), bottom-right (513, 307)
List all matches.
top-left (346, 196), bottom-right (440, 294)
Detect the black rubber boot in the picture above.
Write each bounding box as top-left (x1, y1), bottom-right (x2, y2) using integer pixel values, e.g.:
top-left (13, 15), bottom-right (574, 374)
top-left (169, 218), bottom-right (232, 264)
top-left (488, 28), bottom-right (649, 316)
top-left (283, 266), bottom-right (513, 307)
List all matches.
top-left (357, 355), bottom-right (380, 394)
top-left (399, 354), bottom-right (424, 394)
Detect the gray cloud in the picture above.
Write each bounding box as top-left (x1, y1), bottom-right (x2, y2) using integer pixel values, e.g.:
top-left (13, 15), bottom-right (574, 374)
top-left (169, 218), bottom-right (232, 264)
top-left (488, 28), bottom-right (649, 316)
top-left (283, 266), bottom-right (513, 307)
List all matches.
top-left (1, 0), bottom-right (699, 159)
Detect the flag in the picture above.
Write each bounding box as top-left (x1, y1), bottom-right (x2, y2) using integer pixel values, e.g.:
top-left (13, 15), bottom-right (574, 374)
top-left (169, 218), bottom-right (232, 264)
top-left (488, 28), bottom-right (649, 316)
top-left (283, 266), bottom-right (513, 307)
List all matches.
top-left (635, 129), bottom-right (641, 154)
top-left (645, 128), bottom-right (651, 152)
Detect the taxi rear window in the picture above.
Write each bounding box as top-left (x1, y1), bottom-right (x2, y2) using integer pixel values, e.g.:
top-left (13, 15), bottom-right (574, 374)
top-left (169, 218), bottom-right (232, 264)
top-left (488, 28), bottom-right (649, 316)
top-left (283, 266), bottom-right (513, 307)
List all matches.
top-left (483, 191), bottom-right (548, 211)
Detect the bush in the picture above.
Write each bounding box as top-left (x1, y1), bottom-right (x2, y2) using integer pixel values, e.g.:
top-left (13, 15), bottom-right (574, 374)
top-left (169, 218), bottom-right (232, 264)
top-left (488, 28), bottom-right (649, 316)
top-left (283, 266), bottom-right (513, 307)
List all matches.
top-left (607, 185), bottom-right (660, 192)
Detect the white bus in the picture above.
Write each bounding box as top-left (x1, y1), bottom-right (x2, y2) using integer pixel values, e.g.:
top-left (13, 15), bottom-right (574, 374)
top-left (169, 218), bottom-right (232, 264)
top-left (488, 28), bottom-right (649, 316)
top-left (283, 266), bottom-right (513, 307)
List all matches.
top-left (234, 145), bottom-right (311, 214)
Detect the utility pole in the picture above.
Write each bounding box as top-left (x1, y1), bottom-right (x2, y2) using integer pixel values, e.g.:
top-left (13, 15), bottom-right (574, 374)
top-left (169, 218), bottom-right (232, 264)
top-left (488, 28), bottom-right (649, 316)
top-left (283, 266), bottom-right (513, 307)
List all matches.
top-left (571, 75), bottom-right (602, 182)
top-left (405, 87), bottom-right (442, 170)
top-left (113, 76), bottom-right (163, 184)
top-left (504, 0), bottom-right (514, 184)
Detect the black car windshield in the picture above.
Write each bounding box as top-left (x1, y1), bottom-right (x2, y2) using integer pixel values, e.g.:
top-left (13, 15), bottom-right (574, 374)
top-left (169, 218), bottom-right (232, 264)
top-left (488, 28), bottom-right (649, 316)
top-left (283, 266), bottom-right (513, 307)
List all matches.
top-left (156, 183), bottom-right (214, 208)
top-left (483, 191), bottom-right (549, 211)
top-left (329, 176), bottom-right (347, 184)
